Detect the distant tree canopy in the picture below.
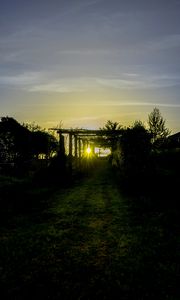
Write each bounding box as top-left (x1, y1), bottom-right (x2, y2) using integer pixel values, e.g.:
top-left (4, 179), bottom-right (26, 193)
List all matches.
top-left (0, 117), bottom-right (31, 162)
top-left (120, 121), bottom-right (151, 171)
top-left (30, 130), bottom-right (58, 159)
top-left (0, 117), bottom-right (58, 163)
top-left (100, 108), bottom-right (171, 173)
top-left (148, 107), bottom-right (170, 143)
top-left (23, 122), bottom-right (42, 132)
top-left (100, 120), bottom-right (123, 151)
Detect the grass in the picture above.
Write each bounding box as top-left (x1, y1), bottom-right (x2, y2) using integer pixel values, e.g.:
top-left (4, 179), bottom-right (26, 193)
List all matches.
top-left (0, 160), bottom-right (179, 299)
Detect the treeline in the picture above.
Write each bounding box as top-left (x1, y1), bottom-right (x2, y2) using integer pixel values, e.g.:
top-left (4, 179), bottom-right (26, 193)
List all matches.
top-left (0, 117), bottom-right (65, 217)
top-left (0, 117), bottom-right (58, 162)
top-left (0, 117), bottom-right (59, 176)
top-left (101, 108), bottom-right (180, 209)
top-left (101, 107), bottom-right (171, 172)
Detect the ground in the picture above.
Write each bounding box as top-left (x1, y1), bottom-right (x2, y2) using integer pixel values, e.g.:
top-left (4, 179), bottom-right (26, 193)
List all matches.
top-left (0, 160), bottom-right (179, 299)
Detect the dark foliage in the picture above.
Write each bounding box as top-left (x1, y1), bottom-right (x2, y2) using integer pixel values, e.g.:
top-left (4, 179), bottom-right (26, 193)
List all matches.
top-left (0, 117), bottom-right (31, 162)
top-left (148, 107), bottom-right (170, 143)
top-left (100, 120), bottom-right (123, 151)
top-left (0, 116), bottom-right (58, 177)
top-left (30, 130), bottom-right (58, 159)
top-left (120, 121), bottom-right (151, 176)
top-left (35, 152), bottom-right (68, 186)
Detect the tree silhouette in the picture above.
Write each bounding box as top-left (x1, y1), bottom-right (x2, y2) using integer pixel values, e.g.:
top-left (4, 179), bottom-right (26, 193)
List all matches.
top-left (100, 120), bottom-right (123, 152)
top-left (148, 107), bottom-right (170, 144)
top-left (0, 117), bottom-right (58, 164)
top-left (30, 130), bottom-right (58, 159)
top-left (24, 122), bottom-right (58, 158)
top-left (0, 117), bottom-right (31, 162)
top-left (120, 121), bottom-right (151, 174)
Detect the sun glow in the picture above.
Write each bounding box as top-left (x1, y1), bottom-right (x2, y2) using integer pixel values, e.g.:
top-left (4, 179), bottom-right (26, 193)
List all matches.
top-left (86, 147), bottom-right (91, 155)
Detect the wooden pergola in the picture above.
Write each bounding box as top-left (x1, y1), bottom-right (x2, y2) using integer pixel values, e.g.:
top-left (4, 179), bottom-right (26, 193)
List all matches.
top-left (49, 128), bottom-right (122, 159)
top-left (49, 128), bottom-right (103, 158)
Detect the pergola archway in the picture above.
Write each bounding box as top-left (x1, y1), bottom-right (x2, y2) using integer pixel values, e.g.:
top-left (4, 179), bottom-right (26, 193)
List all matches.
top-left (49, 127), bottom-right (123, 168)
top-left (49, 128), bottom-right (104, 158)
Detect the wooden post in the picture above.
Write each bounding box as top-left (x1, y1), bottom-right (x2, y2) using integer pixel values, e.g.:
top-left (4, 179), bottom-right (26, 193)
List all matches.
top-left (78, 138), bottom-right (81, 159)
top-left (82, 139), bottom-right (87, 156)
top-left (91, 143), bottom-right (95, 155)
top-left (74, 135), bottom-right (78, 158)
top-left (69, 133), bottom-right (73, 157)
top-left (68, 132), bottom-right (73, 172)
top-left (59, 133), bottom-right (65, 155)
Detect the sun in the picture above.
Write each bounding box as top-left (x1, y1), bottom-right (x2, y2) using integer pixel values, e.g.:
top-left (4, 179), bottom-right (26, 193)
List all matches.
top-left (86, 147), bottom-right (91, 155)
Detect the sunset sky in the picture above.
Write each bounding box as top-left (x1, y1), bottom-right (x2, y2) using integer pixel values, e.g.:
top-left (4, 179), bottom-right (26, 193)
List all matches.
top-left (1, 0), bottom-right (180, 132)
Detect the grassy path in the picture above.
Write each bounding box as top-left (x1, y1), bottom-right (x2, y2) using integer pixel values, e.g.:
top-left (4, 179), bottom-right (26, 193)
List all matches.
top-left (0, 160), bottom-right (179, 299)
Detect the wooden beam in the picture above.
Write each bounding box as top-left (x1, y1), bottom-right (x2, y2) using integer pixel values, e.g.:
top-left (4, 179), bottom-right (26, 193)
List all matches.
top-left (49, 128), bottom-right (122, 135)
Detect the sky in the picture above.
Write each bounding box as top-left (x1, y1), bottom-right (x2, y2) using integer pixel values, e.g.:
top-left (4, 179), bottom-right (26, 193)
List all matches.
top-left (0, 0), bottom-right (180, 132)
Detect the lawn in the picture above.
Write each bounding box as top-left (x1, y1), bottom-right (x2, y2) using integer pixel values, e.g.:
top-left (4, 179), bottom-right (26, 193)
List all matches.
top-left (0, 160), bottom-right (179, 299)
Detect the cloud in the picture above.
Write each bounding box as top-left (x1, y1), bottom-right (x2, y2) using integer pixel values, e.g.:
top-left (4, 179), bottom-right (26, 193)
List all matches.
top-left (28, 77), bottom-right (99, 93)
top-left (97, 78), bottom-right (141, 89)
top-left (123, 73), bottom-right (140, 77)
top-left (28, 82), bottom-right (85, 93)
top-left (110, 102), bottom-right (180, 108)
top-left (98, 72), bottom-right (180, 89)
top-left (87, 101), bottom-right (180, 108)
top-left (58, 48), bottom-right (119, 56)
top-left (27, 73), bottom-right (180, 93)
top-left (1, 70), bottom-right (179, 93)
top-left (146, 34), bottom-right (180, 51)
top-left (0, 72), bottom-right (98, 92)
top-left (0, 72), bottom-right (42, 86)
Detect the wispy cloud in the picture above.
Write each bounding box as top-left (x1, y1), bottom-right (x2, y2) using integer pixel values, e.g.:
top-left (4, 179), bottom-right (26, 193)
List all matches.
top-left (0, 72), bottom-right (42, 86)
top-left (104, 102), bottom-right (180, 108)
top-left (0, 73), bottom-right (96, 92)
top-left (58, 48), bottom-right (119, 56)
top-left (28, 82), bottom-right (86, 93)
top-left (0, 71), bottom-right (179, 93)
top-left (146, 34), bottom-right (180, 51)
top-left (96, 74), bottom-right (180, 89)
top-left (28, 77), bottom-right (99, 93)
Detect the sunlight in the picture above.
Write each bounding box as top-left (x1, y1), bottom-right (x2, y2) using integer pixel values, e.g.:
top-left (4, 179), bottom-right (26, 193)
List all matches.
top-left (86, 147), bottom-right (91, 155)
top-left (95, 147), bottom-right (111, 157)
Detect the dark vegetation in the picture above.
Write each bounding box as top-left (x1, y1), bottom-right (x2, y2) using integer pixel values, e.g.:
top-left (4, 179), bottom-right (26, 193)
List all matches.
top-left (0, 108), bottom-right (180, 299)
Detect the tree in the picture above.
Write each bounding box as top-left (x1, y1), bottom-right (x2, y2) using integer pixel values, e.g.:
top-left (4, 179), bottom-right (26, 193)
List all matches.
top-left (0, 117), bottom-right (31, 162)
top-left (0, 117), bottom-right (58, 162)
top-left (100, 120), bottom-right (123, 152)
top-left (23, 122), bottom-right (42, 132)
top-left (148, 107), bottom-right (170, 143)
top-left (23, 122), bottom-right (58, 159)
top-left (120, 121), bottom-right (151, 174)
